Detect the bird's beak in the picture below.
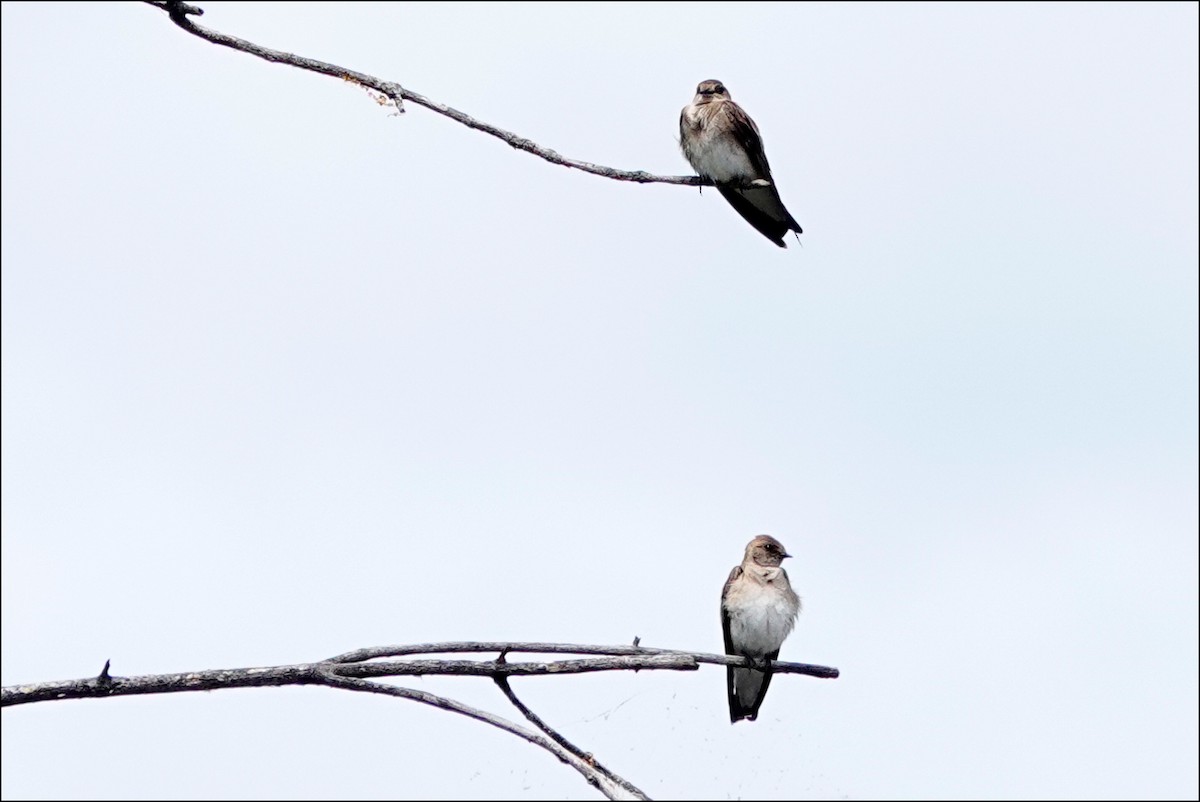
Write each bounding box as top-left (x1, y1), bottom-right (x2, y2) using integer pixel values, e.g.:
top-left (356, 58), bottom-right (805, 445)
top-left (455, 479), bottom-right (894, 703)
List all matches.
top-left (783, 552), bottom-right (793, 559)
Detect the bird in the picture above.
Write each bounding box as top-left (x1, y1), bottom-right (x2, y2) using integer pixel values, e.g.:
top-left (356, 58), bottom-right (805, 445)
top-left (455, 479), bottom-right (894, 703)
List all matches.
top-left (679, 79), bottom-right (803, 248)
top-left (720, 535), bottom-right (801, 723)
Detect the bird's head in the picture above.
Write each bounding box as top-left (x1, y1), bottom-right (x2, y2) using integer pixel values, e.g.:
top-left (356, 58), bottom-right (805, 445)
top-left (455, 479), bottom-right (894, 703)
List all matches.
top-left (745, 535), bottom-right (792, 567)
top-left (692, 79), bottom-right (731, 105)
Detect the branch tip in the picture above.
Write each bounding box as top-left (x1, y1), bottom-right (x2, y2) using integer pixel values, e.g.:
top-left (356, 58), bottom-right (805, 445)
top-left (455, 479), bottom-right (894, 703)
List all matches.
top-left (146, 0), bottom-right (204, 18)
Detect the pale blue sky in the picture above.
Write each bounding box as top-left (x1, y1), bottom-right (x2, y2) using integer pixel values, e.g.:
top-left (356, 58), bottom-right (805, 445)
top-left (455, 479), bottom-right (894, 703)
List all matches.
top-left (3, 2), bottom-right (1197, 799)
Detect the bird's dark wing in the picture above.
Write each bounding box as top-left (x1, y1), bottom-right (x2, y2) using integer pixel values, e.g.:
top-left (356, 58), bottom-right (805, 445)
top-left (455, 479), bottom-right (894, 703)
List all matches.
top-left (723, 100), bottom-right (773, 179)
top-left (721, 566), bottom-right (741, 655)
top-left (718, 100), bottom-right (802, 246)
top-left (721, 566), bottom-right (751, 723)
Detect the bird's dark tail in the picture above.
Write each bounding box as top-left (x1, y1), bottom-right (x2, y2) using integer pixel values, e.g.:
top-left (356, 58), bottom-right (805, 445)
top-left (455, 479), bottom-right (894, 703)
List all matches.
top-left (718, 185), bottom-right (802, 248)
top-left (727, 652), bottom-right (779, 723)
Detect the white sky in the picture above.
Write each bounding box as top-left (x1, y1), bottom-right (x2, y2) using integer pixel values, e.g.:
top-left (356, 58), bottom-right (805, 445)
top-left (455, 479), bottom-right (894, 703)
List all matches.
top-left (2, 2), bottom-right (1197, 799)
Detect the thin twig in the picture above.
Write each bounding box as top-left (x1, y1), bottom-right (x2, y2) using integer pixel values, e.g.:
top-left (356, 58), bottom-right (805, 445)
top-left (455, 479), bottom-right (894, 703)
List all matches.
top-left (141, 1), bottom-right (710, 187)
top-left (328, 641), bottom-right (841, 679)
top-left (494, 673), bottom-right (649, 800)
top-left (316, 669), bottom-right (640, 801)
top-left (343, 655), bottom-right (698, 680)
top-left (96, 660), bottom-right (112, 687)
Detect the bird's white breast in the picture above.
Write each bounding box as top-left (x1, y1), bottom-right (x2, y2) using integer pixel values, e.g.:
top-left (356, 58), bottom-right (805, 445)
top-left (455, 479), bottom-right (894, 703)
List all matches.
top-left (726, 570), bottom-right (799, 658)
top-left (681, 105), bottom-right (756, 183)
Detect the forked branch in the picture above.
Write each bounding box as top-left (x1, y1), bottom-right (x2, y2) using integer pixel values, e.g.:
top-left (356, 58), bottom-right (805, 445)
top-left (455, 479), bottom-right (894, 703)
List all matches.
top-left (3, 641), bottom-right (839, 800)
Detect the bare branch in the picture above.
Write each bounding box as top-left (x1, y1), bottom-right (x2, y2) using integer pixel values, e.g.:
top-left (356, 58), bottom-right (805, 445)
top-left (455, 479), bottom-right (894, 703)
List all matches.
top-left (1, 643), bottom-right (838, 707)
top-left (1, 654), bottom-right (698, 708)
top-left (327, 641), bottom-right (841, 680)
top-left (3, 643), bottom-right (837, 799)
top-left (494, 672), bottom-right (649, 800)
top-left (2, 662), bottom-right (326, 706)
top-left (145, 0), bottom-right (202, 17)
top-left (140, 1), bottom-right (709, 187)
top-left (316, 670), bottom-right (641, 801)
top-left (343, 653), bottom-right (700, 681)
top-left (343, 654), bottom-right (699, 680)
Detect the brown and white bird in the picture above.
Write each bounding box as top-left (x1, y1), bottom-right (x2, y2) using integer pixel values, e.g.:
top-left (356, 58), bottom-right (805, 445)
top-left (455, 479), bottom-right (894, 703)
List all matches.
top-left (679, 79), bottom-right (803, 248)
top-left (720, 535), bottom-right (801, 723)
